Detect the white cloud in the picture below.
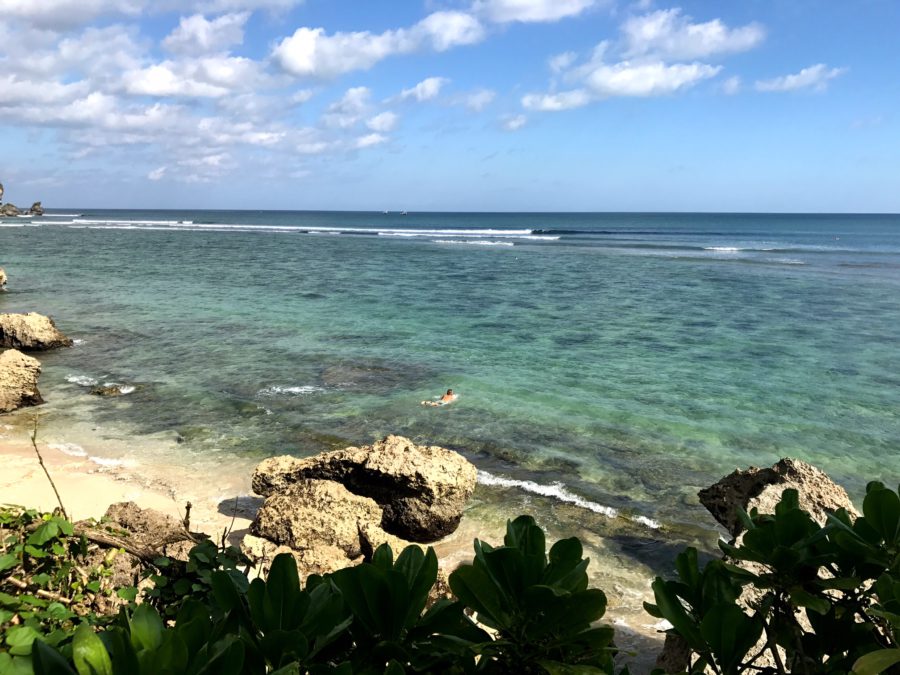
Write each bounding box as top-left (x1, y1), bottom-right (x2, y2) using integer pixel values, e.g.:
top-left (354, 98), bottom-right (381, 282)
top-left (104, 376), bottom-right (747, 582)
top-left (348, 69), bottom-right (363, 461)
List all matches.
top-left (0, 0), bottom-right (142, 29)
top-left (193, 0), bottom-right (302, 10)
top-left (322, 86), bottom-right (371, 128)
top-left (147, 167), bottom-right (166, 180)
top-left (291, 89), bottom-right (315, 104)
top-left (400, 77), bottom-right (449, 102)
top-left (622, 8), bottom-right (764, 60)
top-left (502, 114), bottom-right (527, 130)
top-left (354, 133), bottom-right (387, 149)
top-left (416, 11), bottom-right (485, 50)
top-left (367, 111), bottom-right (398, 132)
top-left (522, 89), bottom-right (590, 111)
top-left (721, 75), bottom-right (741, 95)
top-left (123, 56), bottom-right (264, 98)
top-left (162, 12), bottom-right (249, 55)
top-left (584, 60), bottom-right (720, 96)
top-left (272, 11), bottom-right (484, 78)
top-left (755, 64), bottom-right (847, 92)
top-left (464, 88), bottom-right (496, 111)
top-left (475, 0), bottom-right (597, 23)
top-left (549, 51), bottom-right (577, 73)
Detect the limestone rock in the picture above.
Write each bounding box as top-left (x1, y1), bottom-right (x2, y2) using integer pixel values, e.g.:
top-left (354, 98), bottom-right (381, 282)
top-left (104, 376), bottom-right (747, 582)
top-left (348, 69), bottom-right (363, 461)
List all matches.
top-left (0, 268), bottom-right (6, 291)
top-left (103, 501), bottom-right (195, 561)
top-left (0, 203), bottom-right (20, 217)
top-left (252, 434), bottom-right (477, 542)
top-left (0, 312), bottom-right (73, 350)
top-left (251, 479), bottom-right (384, 560)
top-left (698, 458), bottom-right (858, 537)
top-left (29, 202), bottom-right (44, 216)
top-left (241, 533), bottom-right (352, 580)
top-left (0, 349), bottom-right (43, 412)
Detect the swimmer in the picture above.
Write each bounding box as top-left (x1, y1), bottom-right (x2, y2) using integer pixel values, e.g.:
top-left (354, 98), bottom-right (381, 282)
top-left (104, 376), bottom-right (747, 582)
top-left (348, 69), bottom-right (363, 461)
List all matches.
top-left (421, 388), bottom-right (458, 407)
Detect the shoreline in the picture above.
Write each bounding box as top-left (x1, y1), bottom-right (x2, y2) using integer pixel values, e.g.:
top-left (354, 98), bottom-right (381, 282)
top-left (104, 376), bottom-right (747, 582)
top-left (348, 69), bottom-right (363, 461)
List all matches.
top-left (0, 414), bottom-right (667, 668)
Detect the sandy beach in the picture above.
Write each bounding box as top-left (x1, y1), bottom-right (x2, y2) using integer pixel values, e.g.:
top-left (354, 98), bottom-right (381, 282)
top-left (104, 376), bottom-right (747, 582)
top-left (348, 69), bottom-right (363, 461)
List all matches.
top-left (0, 419), bottom-right (254, 540)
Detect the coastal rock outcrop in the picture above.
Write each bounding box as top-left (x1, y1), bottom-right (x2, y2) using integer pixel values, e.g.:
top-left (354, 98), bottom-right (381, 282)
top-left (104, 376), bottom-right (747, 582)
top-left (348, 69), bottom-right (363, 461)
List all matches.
top-left (249, 478), bottom-right (421, 578)
top-left (252, 434), bottom-right (477, 541)
top-left (698, 457), bottom-right (858, 537)
top-left (0, 349), bottom-right (43, 412)
top-left (0, 268), bottom-right (6, 291)
top-left (29, 202), bottom-right (44, 216)
top-left (103, 501), bottom-right (196, 561)
top-left (655, 459), bottom-right (859, 673)
top-left (0, 312), bottom-right (74, 351)
top-left (0, 203), bottom-right (20, 217)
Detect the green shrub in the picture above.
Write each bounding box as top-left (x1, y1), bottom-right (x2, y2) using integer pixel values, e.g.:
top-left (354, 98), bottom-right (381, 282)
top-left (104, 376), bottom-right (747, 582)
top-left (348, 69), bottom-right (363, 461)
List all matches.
top-left (646, 483), bottom-right (900, 674)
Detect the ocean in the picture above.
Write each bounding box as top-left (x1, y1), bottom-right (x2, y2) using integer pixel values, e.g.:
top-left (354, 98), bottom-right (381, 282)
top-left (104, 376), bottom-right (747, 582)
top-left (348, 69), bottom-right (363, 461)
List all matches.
top-left (2, 209), bottom-right (899, 650)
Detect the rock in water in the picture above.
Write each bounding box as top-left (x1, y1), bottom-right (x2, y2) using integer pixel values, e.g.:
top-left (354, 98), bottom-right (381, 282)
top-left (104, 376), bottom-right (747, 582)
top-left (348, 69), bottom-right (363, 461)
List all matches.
top-left (0, 203), bottom-right (20, 217)
top-left (0, 312), bottom-right (74, 350)
top-left (29, 202), bottom-right (44, 216)
top-left (0, 349), bottom-right (43, 412)
top-left (252, 434), bottom-right (477, 541)
top-left (698, 457), bottom-right (858, 537)
top-left (0, 268), bottom-right (6, 291)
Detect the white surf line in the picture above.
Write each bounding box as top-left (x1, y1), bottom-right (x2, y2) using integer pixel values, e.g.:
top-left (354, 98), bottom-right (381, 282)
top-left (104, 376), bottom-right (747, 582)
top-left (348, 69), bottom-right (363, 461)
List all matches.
top-left (477, 469), bottom-right (662, 529)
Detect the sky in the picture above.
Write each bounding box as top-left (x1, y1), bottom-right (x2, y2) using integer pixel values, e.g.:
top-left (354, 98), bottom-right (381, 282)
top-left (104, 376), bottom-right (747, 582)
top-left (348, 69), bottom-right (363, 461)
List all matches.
top-left (0, 0), bottom-right (897, 212)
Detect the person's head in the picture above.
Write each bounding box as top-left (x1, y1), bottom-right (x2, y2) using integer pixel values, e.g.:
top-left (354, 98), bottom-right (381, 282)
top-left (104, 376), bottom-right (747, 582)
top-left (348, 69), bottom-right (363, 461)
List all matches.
top-left (446, 389), bottom-right (453, 395)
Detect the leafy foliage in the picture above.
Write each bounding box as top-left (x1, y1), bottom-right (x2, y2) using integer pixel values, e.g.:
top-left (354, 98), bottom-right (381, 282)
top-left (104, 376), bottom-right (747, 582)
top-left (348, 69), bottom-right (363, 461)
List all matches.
top-left (449, 515), bottom-right (616, 673)
top-left (646, 483), bottom-right (900, 674)
top-left (3, 509), bottom-right (616, 675)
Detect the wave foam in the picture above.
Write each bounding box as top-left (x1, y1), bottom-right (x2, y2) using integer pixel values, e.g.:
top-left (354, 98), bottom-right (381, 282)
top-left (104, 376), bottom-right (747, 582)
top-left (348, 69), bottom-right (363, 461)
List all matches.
top-left (48, 442), bottom-right (88, 457)
top-left (66, 374), bottom-right (98, 387)
top-left (258, 384), bottom-right (325, 397)
top-left (89, 456), bottom-right (135, 468)
top-left (478, 470), bottom-right (618, 518)
top-left (434, 240), bottom-right (515, 247)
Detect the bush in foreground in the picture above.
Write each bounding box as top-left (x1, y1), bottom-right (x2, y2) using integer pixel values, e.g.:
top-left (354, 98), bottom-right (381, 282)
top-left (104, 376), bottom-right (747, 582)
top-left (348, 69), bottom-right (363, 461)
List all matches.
top-left (5, 481), bottom-right (900, 674)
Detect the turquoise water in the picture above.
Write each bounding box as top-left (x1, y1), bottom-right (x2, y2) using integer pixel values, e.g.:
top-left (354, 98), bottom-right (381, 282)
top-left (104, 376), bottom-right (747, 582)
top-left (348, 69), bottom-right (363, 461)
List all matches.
top-left (1, 210), bottom-right (899, 568)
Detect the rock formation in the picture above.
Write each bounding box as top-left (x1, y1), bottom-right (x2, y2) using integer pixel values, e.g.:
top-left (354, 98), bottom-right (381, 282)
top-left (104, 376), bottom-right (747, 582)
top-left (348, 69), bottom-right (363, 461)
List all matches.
top-left (0, 349), bottom-right (43, 412)
top-left (252, 434), bottom-right (477, 541)
top-left (0, 181), bottom-right (43, 217)
top-left (0, 204), bottom-right (20, 217)
top-left (698, 457), bottom-right (858, 537)
top-left (655, 459), bottom-right (859, 673)
top-left (0, 312), bottom-right (73, 350)
top-left (0, 268), bottom-right (6, 291)
top-left (29, 202), bottom-right (44, 216)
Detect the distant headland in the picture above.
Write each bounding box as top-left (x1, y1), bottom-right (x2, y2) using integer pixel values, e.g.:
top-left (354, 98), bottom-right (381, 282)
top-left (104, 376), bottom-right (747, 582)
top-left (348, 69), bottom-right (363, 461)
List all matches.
top-left (0, 181), bottom-right (43, 217)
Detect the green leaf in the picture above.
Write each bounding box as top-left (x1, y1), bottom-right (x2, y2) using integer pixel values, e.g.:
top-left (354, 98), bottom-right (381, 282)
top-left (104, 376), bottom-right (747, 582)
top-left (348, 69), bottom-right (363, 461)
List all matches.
top-left (649, 578), bottom-right (705, 651)
top-left (863, 487), bottom-right (900, 544)
top-left (33, 638), bottom-right (78, 675)
top-left (6, 626), bottom-right (42, 656)
top-left (27, 521), bottom-right (59, 546)
top-left (0, 553), bottom-right (18, 571)
top-left (129, 604), bottom-right (164, 652)
top-left (72, 624), bottom-right (113, 675)
top-left (853, 648), bottom-right (900, 675)
top-left (789, 589), bottom-right (831, 615)
top-left (699, 604), bottom-right (763, 673)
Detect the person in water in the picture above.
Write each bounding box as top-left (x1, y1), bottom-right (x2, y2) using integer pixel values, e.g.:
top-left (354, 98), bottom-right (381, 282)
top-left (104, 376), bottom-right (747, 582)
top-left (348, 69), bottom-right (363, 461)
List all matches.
top-left (422, 389), bottom-right (457, 406)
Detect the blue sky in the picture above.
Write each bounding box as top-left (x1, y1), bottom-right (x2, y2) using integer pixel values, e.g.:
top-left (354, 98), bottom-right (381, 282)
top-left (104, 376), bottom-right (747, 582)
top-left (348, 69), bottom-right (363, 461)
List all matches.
top-left (0, 0), bottom-right (897, 212)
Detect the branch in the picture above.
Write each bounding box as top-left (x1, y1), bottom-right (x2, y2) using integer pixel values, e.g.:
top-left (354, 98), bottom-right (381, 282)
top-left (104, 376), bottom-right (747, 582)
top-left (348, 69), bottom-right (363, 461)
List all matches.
top-left (30, 416), bottom-right (68, 520)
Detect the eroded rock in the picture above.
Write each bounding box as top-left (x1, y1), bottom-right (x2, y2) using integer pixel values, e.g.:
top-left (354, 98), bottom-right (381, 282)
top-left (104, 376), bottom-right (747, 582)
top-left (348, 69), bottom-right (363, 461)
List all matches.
top-left (29, 202), bottom-right (44, 216)
top-left (252, 434), bottom-right (477, 542)
top-left (0, 204), bottom-right (19, 217)
top-left (103, 501), bottom-right (195, 561)
top-left (0, 268), bottom-right (6, 291)
top-left (251, 479), bottom-right (386, 560)
top-left (0, 312), bottom-right (73, 351)
top-left (0, 349), bottom-right (43, 412)
top-left (698, 457), bottom-right (858, 537)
